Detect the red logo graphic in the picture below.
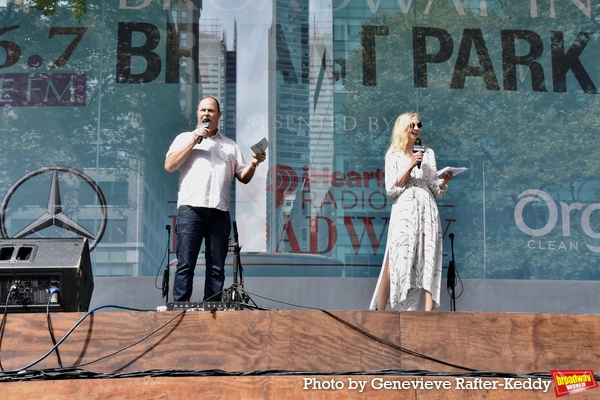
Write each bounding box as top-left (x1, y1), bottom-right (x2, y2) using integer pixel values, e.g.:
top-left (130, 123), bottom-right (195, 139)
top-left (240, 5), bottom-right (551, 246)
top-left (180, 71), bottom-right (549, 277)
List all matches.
top-left (551, 370), bottom-right (598, 397)
top-left (267, 165), bottom-right (298, 208)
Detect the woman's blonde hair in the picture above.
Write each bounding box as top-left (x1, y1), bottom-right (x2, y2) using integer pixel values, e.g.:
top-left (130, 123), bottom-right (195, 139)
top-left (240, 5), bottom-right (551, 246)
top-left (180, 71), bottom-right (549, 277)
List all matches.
top-left (388, 112), bottom-right (420, 153)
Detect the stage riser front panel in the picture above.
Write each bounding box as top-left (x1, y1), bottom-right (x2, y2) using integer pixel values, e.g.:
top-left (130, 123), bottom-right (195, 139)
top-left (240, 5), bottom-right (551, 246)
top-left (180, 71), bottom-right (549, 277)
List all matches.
top-left (2, 311), bottom-right (598, 375)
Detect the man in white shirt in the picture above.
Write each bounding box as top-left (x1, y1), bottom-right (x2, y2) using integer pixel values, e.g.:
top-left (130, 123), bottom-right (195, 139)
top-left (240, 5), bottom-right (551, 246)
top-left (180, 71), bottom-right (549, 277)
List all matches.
top-left (165, 96), bottom-right (266, 302)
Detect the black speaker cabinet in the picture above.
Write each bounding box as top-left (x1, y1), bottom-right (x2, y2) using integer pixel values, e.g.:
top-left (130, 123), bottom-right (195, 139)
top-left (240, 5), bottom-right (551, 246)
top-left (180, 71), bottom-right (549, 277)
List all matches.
top-left (0, 238), bottom-right (94, 312)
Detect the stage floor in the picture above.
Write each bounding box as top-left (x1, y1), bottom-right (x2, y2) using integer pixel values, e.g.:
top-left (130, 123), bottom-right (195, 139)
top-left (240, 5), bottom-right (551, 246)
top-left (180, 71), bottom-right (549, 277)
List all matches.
top-left (2, 309), bottom-right (599, 398)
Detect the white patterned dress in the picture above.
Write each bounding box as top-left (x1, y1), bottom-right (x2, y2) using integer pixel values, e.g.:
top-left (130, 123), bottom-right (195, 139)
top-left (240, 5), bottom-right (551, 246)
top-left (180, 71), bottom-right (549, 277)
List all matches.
top-left (369, 147), bottom-right (448, 311)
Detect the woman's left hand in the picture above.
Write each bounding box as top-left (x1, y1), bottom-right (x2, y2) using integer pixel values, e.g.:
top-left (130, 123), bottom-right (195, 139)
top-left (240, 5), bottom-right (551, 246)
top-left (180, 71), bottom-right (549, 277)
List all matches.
top-left (441, 171), bottom-right (453, 185)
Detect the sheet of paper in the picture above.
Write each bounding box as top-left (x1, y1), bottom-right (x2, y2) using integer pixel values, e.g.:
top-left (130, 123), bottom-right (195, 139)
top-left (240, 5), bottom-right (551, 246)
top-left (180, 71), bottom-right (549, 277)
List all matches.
top-left (251, 137), bottom-right (269, 154)
top-left (437, 166), bottom-right (468, 176)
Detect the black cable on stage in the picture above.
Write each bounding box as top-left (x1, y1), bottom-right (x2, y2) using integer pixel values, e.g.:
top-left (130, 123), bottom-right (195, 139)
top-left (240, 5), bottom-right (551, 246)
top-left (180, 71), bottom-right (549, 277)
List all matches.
top-left (203, 288), bottom-right (228, 303)
top-left (0, 285), bottom-right (16, 372)
top-left (224, 283), bottom-right (266, 310)
top-left (320, 309), bottom-right (475, 371)
top-left (0, 290), bottom-right (588, 383)
top-left (11, 304), bottom-right (156, 372)
top-left (71, 308), bottom-right (187, 369)
top-left (0, 366), bottom-right (572, 382)
top-left (153, 249), bottom-right (169, 290)
top-left (154, 225), bottom-right (172, 303)
top-left (161, 225), bottom-right (172, 304)
top-left (45, 288), bottom-right (63, 368)
top-left (446, 233), bottom-right (463, 311)
top-left (240, 289), bottom-right (476, 372)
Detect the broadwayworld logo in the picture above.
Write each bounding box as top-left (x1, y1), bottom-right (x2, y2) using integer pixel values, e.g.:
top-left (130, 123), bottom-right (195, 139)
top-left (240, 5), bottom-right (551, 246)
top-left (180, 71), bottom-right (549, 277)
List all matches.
top-left (551, 370), bottom-right (598, 398)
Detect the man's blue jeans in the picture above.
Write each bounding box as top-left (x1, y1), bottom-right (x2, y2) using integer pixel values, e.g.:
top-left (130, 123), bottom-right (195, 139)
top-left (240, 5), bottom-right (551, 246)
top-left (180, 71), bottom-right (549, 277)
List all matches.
top-left (173, 206), bottom-right (231, 302)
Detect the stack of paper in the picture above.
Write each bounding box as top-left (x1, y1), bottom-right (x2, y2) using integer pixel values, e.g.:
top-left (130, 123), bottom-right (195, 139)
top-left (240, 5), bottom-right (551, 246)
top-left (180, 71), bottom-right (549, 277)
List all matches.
top-left (436, 166), bottom-right (468, 176)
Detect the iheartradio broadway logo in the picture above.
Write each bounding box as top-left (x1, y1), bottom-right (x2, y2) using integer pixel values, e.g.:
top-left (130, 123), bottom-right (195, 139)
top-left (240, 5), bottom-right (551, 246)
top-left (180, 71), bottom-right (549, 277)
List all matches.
top-left (267, 165), bottom-right (299, 208)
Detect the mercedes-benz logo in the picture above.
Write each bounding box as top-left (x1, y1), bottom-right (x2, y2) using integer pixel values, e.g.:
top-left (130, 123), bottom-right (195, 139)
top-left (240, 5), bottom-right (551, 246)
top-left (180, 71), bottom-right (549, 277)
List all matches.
top-left (0, 166), bottom-right (108, 250)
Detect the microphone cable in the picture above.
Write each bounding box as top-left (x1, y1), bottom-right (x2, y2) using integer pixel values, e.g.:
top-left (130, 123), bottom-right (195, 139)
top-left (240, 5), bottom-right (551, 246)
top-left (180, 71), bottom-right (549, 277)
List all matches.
top-left (162, 225), bottom-right (172, 304)
top-left (0, 294), bottom-right (569, 384)
top-left (446, 233), bottom-right (463, 311)
top-left (0, 285), bottom-right (17, 372)
top-left (238, 288), bottom-right (476, 371)
top-left (46, 288), bottom-right (63, 368)
top-left (154, 225), bottom-right (172, 305)
top-left (7, 304), bottom-right (161, 373)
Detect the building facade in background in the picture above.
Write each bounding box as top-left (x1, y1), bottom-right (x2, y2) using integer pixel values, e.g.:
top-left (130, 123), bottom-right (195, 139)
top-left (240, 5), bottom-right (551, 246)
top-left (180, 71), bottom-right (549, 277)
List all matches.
top-left (2, 0), bottom-right (600, 282)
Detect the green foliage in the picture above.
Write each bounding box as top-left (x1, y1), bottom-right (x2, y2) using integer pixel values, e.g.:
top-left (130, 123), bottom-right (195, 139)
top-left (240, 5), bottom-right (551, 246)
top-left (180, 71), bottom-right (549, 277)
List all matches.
top-left (338, 6), bottom-right (600, 280)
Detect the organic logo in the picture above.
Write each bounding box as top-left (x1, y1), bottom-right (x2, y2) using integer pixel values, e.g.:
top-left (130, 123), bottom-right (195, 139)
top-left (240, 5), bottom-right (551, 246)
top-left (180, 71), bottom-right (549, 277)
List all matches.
top-left (0, 166), bottom-right (107, 250)
top-left (515, 189), bottom-right (600, 252)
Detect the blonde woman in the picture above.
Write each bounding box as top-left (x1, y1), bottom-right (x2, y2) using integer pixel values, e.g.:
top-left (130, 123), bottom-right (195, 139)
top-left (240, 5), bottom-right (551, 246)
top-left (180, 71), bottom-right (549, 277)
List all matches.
top-left (370, 112), bottom-right (453, 311)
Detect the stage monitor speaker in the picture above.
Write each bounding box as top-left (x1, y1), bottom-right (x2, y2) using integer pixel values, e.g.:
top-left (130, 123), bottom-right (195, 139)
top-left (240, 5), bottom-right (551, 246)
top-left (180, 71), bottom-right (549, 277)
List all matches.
top-left (0, 238), bottom-right (94, 313)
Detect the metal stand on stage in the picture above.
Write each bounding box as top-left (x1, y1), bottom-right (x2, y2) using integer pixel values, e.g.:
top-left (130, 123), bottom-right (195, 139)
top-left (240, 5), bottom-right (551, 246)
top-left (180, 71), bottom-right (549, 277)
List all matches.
top-left (223, 221), bottom-right (250, 308)
top-left (165, 221), bottom-right (258, 311)
top-left (161, 225), bottom-right (171, 306)
top-left (446, 233), bottom-right (463, 311)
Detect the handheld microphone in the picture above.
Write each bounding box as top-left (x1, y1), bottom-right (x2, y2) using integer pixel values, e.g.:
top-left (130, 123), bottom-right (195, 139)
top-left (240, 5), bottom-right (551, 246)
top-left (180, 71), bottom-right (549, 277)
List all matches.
top-left (196, 118), bottom-right (210, 144)
top-left (413, 138), bottom-right (425, 169)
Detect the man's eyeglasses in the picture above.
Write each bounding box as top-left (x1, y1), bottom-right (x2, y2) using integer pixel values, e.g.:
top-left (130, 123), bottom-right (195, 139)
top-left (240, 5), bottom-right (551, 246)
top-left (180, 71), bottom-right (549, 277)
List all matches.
top-left (411, 122), bottom-right (423, 129)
